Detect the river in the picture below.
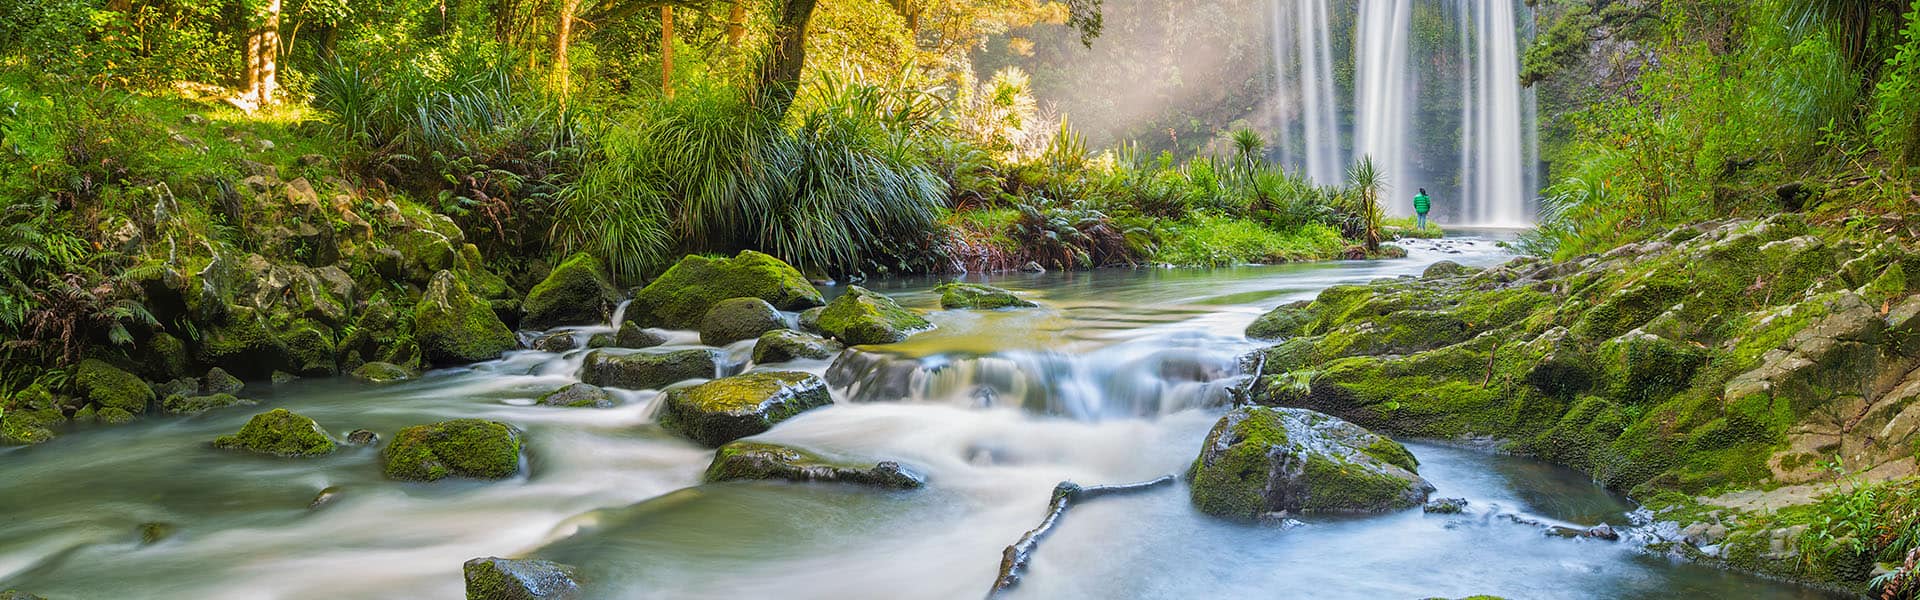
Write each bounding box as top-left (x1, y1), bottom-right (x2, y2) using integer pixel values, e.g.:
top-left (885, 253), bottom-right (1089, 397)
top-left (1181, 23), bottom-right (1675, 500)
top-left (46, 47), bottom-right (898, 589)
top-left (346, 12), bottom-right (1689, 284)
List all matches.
top-left (0, 236), bottom-right (1840, 599)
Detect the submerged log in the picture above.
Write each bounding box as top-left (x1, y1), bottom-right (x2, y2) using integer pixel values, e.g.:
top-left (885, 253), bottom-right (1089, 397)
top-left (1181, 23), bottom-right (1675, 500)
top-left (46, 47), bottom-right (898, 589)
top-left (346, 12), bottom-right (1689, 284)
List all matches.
top-left (987, 475), bottom-right (1177, 597)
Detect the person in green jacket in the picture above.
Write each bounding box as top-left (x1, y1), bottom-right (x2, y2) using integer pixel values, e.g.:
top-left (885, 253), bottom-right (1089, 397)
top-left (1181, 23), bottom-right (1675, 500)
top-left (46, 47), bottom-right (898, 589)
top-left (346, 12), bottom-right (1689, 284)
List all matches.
top-left (1413, 188), bottom-right (1432, 230)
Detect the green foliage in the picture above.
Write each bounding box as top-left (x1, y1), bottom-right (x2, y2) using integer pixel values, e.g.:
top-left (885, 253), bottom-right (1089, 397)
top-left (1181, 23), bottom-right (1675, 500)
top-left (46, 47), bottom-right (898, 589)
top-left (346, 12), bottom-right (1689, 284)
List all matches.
top-left (1869, 1), bottom-right (1920, 171)
top-left (1154, 215), bottom-right (1345, 267)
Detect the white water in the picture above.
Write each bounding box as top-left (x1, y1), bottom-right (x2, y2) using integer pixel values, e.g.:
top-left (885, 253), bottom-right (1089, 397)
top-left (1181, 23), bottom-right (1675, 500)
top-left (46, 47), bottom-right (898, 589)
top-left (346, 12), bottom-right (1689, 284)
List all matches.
top-left (1269, 0), bottom-right (1538, 225)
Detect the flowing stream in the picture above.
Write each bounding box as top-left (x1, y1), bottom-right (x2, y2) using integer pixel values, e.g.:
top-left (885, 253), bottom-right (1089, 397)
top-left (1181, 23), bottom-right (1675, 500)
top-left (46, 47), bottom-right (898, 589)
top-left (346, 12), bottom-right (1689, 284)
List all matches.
top-left (0, 238), bottom-right (1839, 599)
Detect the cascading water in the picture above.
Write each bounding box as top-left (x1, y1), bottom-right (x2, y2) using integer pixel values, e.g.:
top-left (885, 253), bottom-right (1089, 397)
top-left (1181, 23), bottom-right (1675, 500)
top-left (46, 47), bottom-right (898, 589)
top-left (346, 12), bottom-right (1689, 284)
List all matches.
top-left (1269, 0), bottom-right (1538, 226)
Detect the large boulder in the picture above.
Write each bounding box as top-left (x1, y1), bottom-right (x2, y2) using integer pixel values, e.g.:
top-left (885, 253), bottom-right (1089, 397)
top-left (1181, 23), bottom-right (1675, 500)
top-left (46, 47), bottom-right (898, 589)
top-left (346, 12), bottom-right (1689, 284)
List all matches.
top-left (538, 383), bottom-right (615, 408)
top-left (934, 282), bottom-right (1036, 310)
top-left (816, 286), bottom-right (931, 345)
top-left (414, 270), bottom-right (518, 365)
top-left (350, 361), bottom-right (416, 383)
top-left (612, 321), bottom-right (667, 349)
top-left (522, 253), bottom-right (620, 330)
top-left (382, 419), bottom-right (523, 481)
top-left (1246, 302), bottom-right (1314, 340)
top-left (212, 409), bottom-right (336, 457)
top-left (578, 349), bottom-right (720, 390)
top-left (1, 408), bottom-right (64, 445)
top-left (706, 441), bottom-right (924, 488)
top-left (699, 298), bottom-right (786, 346)
top-left (203, 367), bottom-right (245, 395)
top-left (1188, 406), bottom-right (1433, 521)
top-left (629, 251), bottom-right (824, 329)
top-left (76, 359), bottom-right (153, 415)
top-left (657, 371), bottom-right (833, 446)
top-left (463, 557), bottom-right (581, 600)
top-left (752, 330), bottom-right (843, 363)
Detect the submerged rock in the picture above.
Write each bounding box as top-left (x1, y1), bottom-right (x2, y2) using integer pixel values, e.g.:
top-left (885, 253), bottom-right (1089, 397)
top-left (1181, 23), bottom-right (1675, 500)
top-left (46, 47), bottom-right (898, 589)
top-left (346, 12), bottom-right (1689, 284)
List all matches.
top-left (522, 252), bottom-right (620, 330)
top-left (163, 392), bottom-right (257, 414)
top-left (752, 329), bottom-right (843, 363)
top-left (76, 359), bottom-right (153, 415)
top-left (414, 270), bottom-right (518, 365)
top-left (578, 349), bottom-right (720, 390)
top-left (463, 557), bottom-right (582, 600)
top-left (350, 361), bottom-right (415, 383)
top-left (345, 429), bottom-right (380, 446)
top-left (213, 409), bottom-right (337, 457)
top-left (816, 286), bottom-right (931, 345)
top-left (934, 282), bottom-right (1036, 310)
top-left (1188, 406), bottom-right (1433, 520)
top-left (657, 371), bottom-right (833, 447)
top-left (699, 297), bottom-right (787, 346)
top-left (138, 522), bottom-right (175, 545)
top-left (538, 383), bottom-right (615, 408)
top-left (705, 441), bottom-right (924, 489)
top-left (628, 250), bottom-right (824, 329)
top-left (1423, 497), bottom-right (1469, 514)
top-left (382, 419), bottom-right (524, 481)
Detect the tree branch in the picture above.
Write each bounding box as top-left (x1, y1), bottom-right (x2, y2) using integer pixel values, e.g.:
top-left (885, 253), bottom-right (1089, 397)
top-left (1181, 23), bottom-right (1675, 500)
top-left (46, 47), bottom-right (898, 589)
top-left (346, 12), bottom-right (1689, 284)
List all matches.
top-left (987, 475), bottom-right (1177, 597)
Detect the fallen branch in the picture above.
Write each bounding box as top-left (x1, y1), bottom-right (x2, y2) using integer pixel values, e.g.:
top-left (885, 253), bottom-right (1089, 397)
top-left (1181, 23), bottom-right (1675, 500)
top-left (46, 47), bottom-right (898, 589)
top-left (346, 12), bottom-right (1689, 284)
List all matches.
top-left (988, 475), bottom-right (1178, 597)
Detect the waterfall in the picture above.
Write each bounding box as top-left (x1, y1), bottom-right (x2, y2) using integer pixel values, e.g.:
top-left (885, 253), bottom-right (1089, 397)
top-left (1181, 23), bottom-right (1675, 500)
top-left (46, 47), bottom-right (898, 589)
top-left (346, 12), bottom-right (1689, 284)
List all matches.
top-left (1268, 0), bottom-right (1537, 226)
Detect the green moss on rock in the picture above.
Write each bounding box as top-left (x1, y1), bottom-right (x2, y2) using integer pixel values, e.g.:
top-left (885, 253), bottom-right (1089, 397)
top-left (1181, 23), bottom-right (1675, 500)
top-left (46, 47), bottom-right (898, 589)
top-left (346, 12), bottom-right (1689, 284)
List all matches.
top-left (1, 408), bottom-right (64, 445)
top-left (699, 297), bottom-right (787, 346)
top-left (382, 419), bottom-right (523, 481)
top-left (1247, 302), bottom-right (1315, 340)
top-left (705, 440), bottom-right (924, 488)
top-left (76, 359), bottom-right (154, 415)
top-left (414, 270), bottom-right (518, 365)
top-left (351, 361), bottom-right (415, 383)
top-left (657, 371), bottom-right (833, 447)
top-left (578, 349), bottom-right (720, 390)
top-left (213, 409), bottom-right (336, 456)
top-left (752, 329), bottom-right (843, 363)
top-left (522, 252), bottom-right (620, 330)
top-left (164, 393), bottom-right (257, 414)
top-left (934, 282), bottom-right (1036, 310)
top-left (538, 383), bottom-right (614, 408)
top-left (1188, 406), bottom-right (1432, 521)
top-left (463, 557), bottom-right (581, 600)
top-left (629, 251), bottom-right (824, 329)
top-left (816, 286), bottom-right (931, 345)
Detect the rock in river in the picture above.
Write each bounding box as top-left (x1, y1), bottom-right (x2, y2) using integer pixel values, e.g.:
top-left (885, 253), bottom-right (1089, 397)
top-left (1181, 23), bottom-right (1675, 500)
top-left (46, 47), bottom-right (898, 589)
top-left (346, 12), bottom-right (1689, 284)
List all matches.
top-left (521, 252), bottom-right (620, 330)
top-left (706, 441), bottom-right (924, 489)
top-left (934, 282), bottom-right (1036, 310)
top-left (538, 382), bottom-right (615, 408)
top-left (657, 371), bottom-right (833, 447)
top-left (212, 409), bottom-right (337, 457)
top-left (751, 329), bottom-right (842, 363)
top-left (464, 557), bottom-right (581, 600)
top-left (1188, 406), bottom-right (1433, 520)
top-left (700, 297), bottom-right (787, 346)
top-left (578, 349), bottom-right (720, 390)
top-left (383, 419), bottom-right (523, 481)
top-left (413, 270), bottom-right (517, 365)
top-left (816, 286), bottom-right (931, 345)
top-left (628, 250), bottom-right (824, 329)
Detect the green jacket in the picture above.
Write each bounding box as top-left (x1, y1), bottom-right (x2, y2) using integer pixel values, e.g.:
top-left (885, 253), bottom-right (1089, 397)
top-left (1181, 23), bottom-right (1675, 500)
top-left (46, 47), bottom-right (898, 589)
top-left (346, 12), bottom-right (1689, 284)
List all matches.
top-left (1413, 193), bottom-right (1431, 213)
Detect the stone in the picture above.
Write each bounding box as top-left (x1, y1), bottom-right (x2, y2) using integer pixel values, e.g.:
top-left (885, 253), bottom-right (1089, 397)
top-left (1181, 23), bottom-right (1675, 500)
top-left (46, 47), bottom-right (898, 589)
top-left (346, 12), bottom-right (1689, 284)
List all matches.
top-left (752, 330), bottom-right (843, 363)
top-left (522, 253), bottom-right (620, 330)
top-left (345, 429), bottom-right (380, 446)
top-left (309, 486), bottom-right (343, 510)
top-left (212, 409), bottom-right (337, 457)
top-left (797, 307), bottom-right (826, 335)
top-left (1188, 406), bottom-right (1433, 521)
top-left (163, 393), bottom-right (256, 414)
top-left (463, 557), bottom-right (581, 600)
top-left (705, 441), bottom-right (924, 488)
top-left (204, 367), bottom-right (244, 395)
top-left (816, 286), bottom-right (931, 345)
top-left (538, 383), bottom-right (615, 408)
top-left (138, 522), bottom-right (175, 545)
top-left (1423, 497), bottom-right (1469, 514)
top-left (0, 592), bottom-right (47, 600)
top-left (0, 408), bottom-right (62, 445)
top-left (76, 359), bottom-right (153, 415)
top-left (613, 321), bottom-right (667, 349)
top-left (351, 361), bottom-right (416, 383)
top-left (1247, 302), bottom-right (1313, 340)
top-left (414, 270), bottom-right (518, 365)
top-left (1421, 260), bottom-right (1470, 279)
top-left (934, 282), bottom-right (1036, 309)
top-left (382, 419), bottom-right (523, 481)
top-left (699, 297), bottom-right (787, 346)
top-left (628, 251), bottom-right (823, 329)
top-left (657, 371), bottom-right (834, 447)
top-left (530, 331), bottom-right (578, 353)
top-left (578, 349), bottom-right (720, 390)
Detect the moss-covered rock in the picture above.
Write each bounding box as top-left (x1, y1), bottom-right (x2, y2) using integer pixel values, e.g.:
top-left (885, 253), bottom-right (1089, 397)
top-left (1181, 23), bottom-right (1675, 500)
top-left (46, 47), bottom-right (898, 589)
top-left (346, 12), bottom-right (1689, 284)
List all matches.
top-left (144, 332), bottom-right (192, 381)
top-left (705, 441), bottom-right (923, 488)
top-left (203, 367), bottom-right (244, 395)
top-left (613, 321), bottom-right (667, 349)
top-left (277, 318), bottom-right (339, 376)
top-left (351, 361), bottom-right (416, 383)
top-left (538, 383), bottom-right (614, 408)
top-left (522, 252), bottom-right (620, 330)
top-left (934, 282), bottom-right (1036, 310)
top-left (530, 331), bottom-right (578, 353)
top-left (382, 419), bottom-right (523, 481)
top-left (95, 407), bottom-right (137, 425)
top-left (414, 270), bottom-right (518, 365)
top-left (76, 359), bottom-right (154, 415)
top-left (1595, 331), bottom-right (1706, 405)
top-left (0, 591), bottom-right (49, 600)
top-left (816, 286), bottom-right (931, 345)
top-left (629, 251), bottom-right (824, 329)
top-left (699, 298), bottom-right (787, 346)
top-left (163, 393), bottom-right (257, 414)
top-left (578, 349), bottom-right (720, 390)
top-left (0, 408), bottom-right (64, 445)
top-left (212, 409), bottom-right (336, 457)
top-left (1188, 406), bottom-right (1433, 521)
top-left (797, 307), bottom-right (826, 335)
top-left (657, 371), bottom-right (833, 447)
top-left (752, 330), bottom-right (843, 363)
top-left (1247, 302), bottom-right (1314, 340)
top-left (463, 557), bottom-right (581, 600)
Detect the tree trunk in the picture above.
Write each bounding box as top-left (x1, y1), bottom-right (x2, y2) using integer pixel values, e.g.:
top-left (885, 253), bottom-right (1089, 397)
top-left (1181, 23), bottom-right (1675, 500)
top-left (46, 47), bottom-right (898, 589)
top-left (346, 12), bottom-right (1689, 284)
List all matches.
top-left (727, 1), bottom-right (747, 47)
top-left (552, 0), bottom-right (579, 96)
top-left (662, 5), bottom-right (676, 97)
top-left (754, 0), bottom-right (819, 118)
top-left (241, 0), bottom-right (281, 108)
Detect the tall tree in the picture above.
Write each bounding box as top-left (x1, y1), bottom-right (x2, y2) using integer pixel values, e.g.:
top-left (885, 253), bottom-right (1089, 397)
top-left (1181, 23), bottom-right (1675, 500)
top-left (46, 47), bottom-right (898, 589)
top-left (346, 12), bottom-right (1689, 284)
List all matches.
top-left (241, 0), bottom-right (282, 107)
top-left (553, 0), bottom-right (581, 96)
top-left (753, 0), bottom-right (820, 117)
top-left (662, 5), bottom-right (676, 96)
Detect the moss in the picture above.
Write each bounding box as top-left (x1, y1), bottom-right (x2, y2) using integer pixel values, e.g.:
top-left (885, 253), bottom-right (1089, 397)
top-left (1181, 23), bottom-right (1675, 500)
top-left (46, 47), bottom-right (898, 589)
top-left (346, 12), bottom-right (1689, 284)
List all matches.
top-left (75, 359), bottom-right (154, 415)
top-left (1596, 332), bottom-right (1706, 405)
top-left (1, 408), bottom-right (63, 445)
top-left (277, 318), bottom-right (339, 376)
top-left (413, 270), bottom-right (517, 365)
top-left (1297, 454), bottom-right (1417, 513)
top-left (1570, 278), bottom-right (1689, 341)
top-left (613, 321), bottom-right (666, 349)
top-left (752, 329), bottom-right (842, 363)
top-left (629, 250), bottom-right (824, 329)
top-left (382, 419), bottom-right (523, 481)
top-left (350, 361), bottom-right (414, 383)
top-left (1362, 437), bottom-right (1419, 472)
top-left (578, 349), bottom-right (720, 389)
top-left (657, 371), bottom-right (833, 447)
top-left (1246, 302), bottom-right (1314, 340)
top-left (699, 297), bottom-right (786, 346)
top-left (203, 367), bottom-right (244, 395)
top-left (537, 383), bottom-right (614, 408)
top-left (462, 557), bottom-right (581, 600)
top-left (816, 286), bottom-right (931, 345)
top-left (96, 407), bottom-right (137, 425)
top-left (522, 252), bottom-right (619, 329)
top-left (704, 440), bottom-right (924, 488)
top-left (196, 305), bottom-right (290, 379)
top-left (163, 393), bottom-right (256, 414)
top-left (934, 282), bottom-right (1036, 310)
top-left (212, 409), bottom-right (336, 457)
top-left (1188, 407), bottom-right (1427, 520)
top-left (1187, 408), bottom-right (1288, 520)
top-left (144, 332), bottom-right (192, 380)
